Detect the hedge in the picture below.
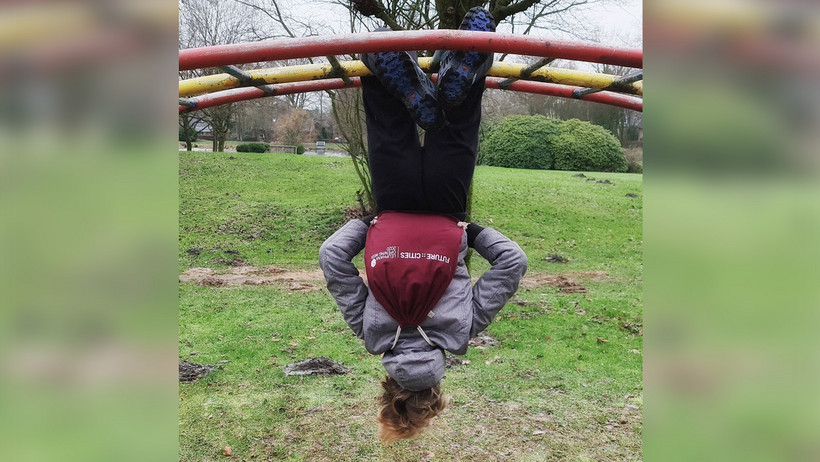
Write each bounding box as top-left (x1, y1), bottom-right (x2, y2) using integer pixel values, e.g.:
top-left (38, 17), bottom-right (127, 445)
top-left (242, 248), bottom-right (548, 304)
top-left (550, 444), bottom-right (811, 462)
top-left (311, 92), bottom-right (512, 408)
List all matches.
top-left (551, 119), bottom-right (627, 173)
top-left (479, 116), bottom-right (627, 173)
top-left (478, 115), bottom-right (561, 170)
top-left (236, 142), bottom-right (270, 153)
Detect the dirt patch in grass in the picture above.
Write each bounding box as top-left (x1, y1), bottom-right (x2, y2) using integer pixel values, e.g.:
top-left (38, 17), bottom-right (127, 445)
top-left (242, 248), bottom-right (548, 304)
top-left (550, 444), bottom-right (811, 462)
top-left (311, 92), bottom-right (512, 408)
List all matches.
top-left (179, 266), bottom-right (325, 291)
top-left (180, 266), bottom-right (612, 294)
top-left (179, 360), bottom-right (229, 382)
top-left (445, 353), bottom-right (467, 368)
top-left (543, 254), bottom-right (569, 263)
top-left (519, 271), bottom-right (611, 293)
top-left (469, 333), bottom-right (498, 348)
top-left (283, 357), bottom-right (350, 376)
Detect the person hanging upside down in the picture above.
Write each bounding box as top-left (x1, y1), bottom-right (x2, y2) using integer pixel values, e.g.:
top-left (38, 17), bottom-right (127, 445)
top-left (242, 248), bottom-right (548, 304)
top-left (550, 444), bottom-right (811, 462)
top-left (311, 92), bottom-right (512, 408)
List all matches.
top-left (319, 7), bottom-right (527, 443)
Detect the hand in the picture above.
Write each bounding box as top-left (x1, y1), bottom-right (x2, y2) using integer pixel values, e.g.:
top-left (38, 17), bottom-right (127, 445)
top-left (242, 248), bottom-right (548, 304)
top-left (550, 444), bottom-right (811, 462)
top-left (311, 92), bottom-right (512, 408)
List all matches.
top-left (466, 222), bottom-right (485, 248)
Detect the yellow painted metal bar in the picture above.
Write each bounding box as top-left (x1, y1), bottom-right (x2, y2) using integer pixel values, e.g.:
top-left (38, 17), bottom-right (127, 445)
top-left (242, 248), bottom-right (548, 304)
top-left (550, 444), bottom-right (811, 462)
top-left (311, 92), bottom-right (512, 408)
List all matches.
top-left (179, 61), bottom-right (373, 98)
top-left (179, 57), bottom-right (642, 98)
top-left (487, 62), bottom-right (642, 96)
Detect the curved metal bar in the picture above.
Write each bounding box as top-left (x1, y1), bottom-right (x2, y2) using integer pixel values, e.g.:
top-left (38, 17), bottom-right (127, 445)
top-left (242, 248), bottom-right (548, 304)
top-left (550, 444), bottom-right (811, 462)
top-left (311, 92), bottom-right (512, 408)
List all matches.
top-left (573, 71), bottom-right (644, 98)
top-left (179, 59), bottom-right (642, 98)
top-left (179, 30), bottom-right (642, 71)
top-left (179, 79), bottom-right (362, 113)
top-left (178, 76), bottom-right (642, 113)
top-left (484, 77), bottom-right (643, 112)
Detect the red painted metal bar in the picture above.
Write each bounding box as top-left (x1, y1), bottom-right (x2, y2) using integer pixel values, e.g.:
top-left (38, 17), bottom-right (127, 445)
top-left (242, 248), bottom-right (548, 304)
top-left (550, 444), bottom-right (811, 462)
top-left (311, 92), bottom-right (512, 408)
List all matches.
top-left (179, 30), bottom-right (642, 71)
top-left (484, 77), bottom-right (643, 112)
top-left (179, 76), bottom-right (642, 113)
top-left (178, 79), bottom-right (362, 113)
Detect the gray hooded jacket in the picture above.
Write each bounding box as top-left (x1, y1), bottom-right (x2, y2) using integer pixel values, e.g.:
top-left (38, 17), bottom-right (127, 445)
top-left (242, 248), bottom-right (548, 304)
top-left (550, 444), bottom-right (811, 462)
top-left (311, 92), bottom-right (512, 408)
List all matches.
top-left (319, 219), bottom-right (527, 391)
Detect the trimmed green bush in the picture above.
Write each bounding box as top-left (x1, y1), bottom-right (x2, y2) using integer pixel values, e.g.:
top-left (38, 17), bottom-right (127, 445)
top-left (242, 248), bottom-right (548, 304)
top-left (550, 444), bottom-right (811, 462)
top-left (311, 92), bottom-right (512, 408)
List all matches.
top-left (479, 115), bottom-right (562, 170)
top-left (480, 115), bottom-right (628, 173)
top-left (236, 142), bottom-right (270, 153)
top-left (551, 119), bottom-right (627, 172)
top-left (296, 144), bottom-right (305, 155)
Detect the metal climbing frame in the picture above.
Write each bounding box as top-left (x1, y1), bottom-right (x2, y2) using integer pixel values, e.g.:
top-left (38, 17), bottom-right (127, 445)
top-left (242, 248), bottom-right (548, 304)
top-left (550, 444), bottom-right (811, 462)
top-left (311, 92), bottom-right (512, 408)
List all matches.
top-left (179, 29), bottom-right (643, 112)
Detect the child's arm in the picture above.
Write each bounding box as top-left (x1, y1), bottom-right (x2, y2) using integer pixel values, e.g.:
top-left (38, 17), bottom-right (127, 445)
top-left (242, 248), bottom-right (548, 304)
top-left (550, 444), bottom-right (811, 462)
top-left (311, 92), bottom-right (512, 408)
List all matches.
top-left (469, 227), bottom-right (528, 338)
top-left (319, 219), bottom-right (370, 339)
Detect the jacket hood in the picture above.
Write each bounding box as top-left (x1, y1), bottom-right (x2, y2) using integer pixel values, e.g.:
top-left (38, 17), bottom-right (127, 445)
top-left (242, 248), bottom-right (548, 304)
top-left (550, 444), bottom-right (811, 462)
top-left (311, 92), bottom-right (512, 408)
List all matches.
top-left (381, 349), bottom-right (445, 391)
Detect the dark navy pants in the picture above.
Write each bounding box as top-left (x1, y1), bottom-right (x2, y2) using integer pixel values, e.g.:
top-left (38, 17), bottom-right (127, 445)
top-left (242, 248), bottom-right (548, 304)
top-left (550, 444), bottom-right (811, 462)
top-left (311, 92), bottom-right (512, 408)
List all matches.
top-left (361, 74), bottom-right (486, 221)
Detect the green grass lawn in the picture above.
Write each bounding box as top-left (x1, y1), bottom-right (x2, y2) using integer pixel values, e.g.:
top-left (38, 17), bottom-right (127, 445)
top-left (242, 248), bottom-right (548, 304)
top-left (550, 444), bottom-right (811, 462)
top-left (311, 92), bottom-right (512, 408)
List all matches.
top-left (183, 141), bottom-right (346, 150)
top-left (179, 151), bottom-right (643, 461)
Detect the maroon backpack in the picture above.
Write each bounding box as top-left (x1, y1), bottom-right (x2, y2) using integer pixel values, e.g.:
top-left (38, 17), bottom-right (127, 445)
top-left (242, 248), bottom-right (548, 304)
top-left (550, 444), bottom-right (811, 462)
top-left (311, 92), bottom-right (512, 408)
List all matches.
top-left (364, 211), bottom-right (464, 347)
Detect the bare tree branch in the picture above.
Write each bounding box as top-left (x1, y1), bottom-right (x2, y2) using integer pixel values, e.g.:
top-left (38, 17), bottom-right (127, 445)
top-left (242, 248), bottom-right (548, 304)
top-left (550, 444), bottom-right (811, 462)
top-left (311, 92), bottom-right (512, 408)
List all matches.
top-left (524, 1), bottom-right (589, 34)
top-left (348, 0), bottom-right (405, 30)
top-left (232, 0), bottom-right (297, 38)
top-left (492, 0), bottom-right (542, 23)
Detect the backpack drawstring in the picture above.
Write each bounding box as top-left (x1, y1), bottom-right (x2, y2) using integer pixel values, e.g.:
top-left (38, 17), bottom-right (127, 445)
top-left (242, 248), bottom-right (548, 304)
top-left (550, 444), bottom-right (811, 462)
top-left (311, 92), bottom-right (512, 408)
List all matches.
top-left (389, 325), bottom-right (436, 350)
top-left (416, 326), bottom-right (435, 347)
top-left (390, 325), bottom-right (402, 350)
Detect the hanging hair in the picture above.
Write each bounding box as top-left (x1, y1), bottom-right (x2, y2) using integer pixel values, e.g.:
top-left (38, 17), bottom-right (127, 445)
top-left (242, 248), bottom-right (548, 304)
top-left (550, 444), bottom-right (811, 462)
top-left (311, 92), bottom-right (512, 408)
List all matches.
top-left (376, 375), bottom-right (448, 443)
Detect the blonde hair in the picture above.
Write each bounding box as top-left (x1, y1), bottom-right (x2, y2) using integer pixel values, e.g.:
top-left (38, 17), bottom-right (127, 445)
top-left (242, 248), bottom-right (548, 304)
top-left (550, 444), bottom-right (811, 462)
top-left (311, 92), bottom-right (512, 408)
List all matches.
top-left (376, 375), bottom-right (448, 443)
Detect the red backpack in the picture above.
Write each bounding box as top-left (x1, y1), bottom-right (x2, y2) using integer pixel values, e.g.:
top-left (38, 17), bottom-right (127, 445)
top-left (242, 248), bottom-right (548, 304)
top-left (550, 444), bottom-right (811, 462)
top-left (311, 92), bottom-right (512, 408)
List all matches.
top-left (364, 211), bottom-right (464, 348)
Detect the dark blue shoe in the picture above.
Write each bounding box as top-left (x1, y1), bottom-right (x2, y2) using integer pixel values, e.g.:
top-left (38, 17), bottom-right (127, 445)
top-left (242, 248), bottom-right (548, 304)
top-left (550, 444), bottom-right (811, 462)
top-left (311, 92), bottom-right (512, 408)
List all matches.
top-left (437, 7), bottom-right (496, 109)
top-left (361, 50), bottom-right (447, 131)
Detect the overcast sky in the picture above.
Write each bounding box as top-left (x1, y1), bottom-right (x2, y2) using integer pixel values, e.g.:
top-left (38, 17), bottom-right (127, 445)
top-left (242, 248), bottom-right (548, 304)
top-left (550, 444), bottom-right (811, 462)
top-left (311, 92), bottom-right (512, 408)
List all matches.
top-left (293, 1), bottom-right (642, 48)
top-left (587, 0), bottom-right (642, 47)
top-left (499, 0), bottom-right (643, 47)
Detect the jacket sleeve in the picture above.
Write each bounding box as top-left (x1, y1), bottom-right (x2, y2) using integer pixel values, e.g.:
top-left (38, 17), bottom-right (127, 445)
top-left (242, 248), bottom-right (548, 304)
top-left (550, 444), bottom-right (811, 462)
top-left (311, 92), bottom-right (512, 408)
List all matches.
top-left (318, 220), bottom-right (369, 339)
top-left (470, 227), bottom-right (528, 338)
